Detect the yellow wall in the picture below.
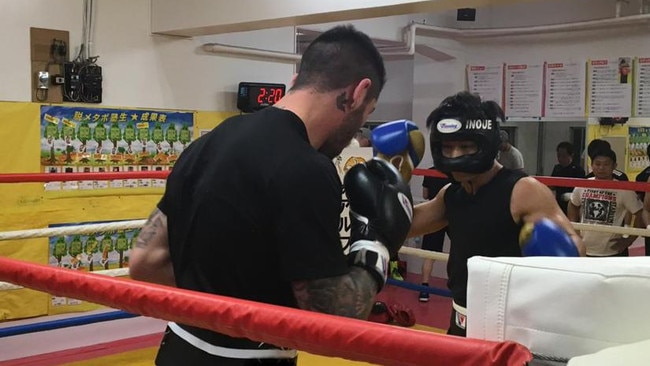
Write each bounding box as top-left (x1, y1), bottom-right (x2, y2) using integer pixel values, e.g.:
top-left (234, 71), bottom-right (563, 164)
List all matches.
top-left (0, 101), bottom-right (236, 320)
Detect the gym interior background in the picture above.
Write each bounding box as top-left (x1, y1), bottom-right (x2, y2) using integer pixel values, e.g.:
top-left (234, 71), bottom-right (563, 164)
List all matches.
top-left (2, 0), bottom-right (650, 320)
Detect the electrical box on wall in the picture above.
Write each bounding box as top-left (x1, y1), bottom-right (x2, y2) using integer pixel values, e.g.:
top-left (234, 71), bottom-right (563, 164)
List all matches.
top-left (30, 27), bottom-right (103, 104)
top-left (63, 62), bottom-right (102, 103)
top-left (80, 64), bottom-right (102, 103)
top-left (62, 62), bottom-right (81, 101)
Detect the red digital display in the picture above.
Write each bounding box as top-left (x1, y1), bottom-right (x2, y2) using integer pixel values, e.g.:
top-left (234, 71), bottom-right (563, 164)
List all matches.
top-left (237, 82), bottom-right (286, 113)
top-left (253, 86), bottom-right (285, 106)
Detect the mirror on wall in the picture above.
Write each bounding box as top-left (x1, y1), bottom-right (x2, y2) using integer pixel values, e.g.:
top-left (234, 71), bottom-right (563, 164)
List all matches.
top-left (506, 120), bottom-right (587, 176)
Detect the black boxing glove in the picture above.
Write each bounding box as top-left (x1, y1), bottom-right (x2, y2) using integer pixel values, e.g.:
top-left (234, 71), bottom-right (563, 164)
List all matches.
top-left (344, 158), bottom-right (414, 289)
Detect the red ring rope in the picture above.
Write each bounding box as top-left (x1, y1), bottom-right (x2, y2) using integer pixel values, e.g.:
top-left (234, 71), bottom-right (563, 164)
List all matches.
top-left (1, 169), bottom-right (648, 192)
top-left (413, 168), bottom-right (650, 192)
top-left (0, 256), bottom-right (532, 366)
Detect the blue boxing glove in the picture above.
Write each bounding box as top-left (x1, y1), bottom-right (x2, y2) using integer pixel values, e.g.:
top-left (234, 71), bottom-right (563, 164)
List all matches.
top-left (519, 218), bottom-right (580, 257)
top-left (371, 120), bottom-right (425, 182)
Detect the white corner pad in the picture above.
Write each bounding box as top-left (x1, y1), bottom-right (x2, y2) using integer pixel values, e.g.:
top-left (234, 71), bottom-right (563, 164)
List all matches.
top-left (466, 256), bottom-right (650, 360)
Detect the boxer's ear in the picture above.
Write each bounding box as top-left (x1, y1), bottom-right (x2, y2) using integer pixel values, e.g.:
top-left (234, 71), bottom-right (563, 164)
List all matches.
top-left (350, 78), bottom-right (372, 109)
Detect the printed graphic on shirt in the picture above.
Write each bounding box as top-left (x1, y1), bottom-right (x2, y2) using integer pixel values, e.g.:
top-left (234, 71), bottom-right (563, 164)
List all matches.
top-left (581, 190), bottom-right (616, 224)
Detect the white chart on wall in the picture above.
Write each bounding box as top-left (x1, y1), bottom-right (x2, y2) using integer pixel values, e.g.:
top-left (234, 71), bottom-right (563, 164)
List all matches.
top-left (467, 64), bottom-right (504, 107)
top-left (587, 57), bottom-right (633, 117)
top-left (544, 61), bottom-right (586, 118)
top-left (505, 63), bottom-right (544, 118)
top-left (635, 57), bottom-right (650, 117)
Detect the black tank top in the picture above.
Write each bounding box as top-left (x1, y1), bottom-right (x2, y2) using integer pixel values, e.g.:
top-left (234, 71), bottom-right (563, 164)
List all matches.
top-left (444, 168), bottom-right (527, 307)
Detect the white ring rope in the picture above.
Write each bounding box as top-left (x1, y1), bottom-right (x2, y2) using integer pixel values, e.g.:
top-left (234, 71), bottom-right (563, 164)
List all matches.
top-left (573, 222), bottom-right (650, 237)
top-left (1, 220), bottom-right (648, 291)
top-left (3, 220), bottom-right (648, 242)
top-left (0, 219), bottom-right (146, 241)
top-left (399, 246), bottom-right (449, 261)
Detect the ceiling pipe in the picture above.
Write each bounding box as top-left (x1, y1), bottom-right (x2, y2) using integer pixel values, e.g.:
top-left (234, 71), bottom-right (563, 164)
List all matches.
top-left (201, 14), bottom-right (650, 61)
top-left (201, 43), bottom-right (302, 63)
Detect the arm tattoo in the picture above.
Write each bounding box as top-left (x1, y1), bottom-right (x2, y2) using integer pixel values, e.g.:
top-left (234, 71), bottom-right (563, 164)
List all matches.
top-left (136, 208), bottom-right (165, 249)
top-left (292, 267), bottom-right (378, 319)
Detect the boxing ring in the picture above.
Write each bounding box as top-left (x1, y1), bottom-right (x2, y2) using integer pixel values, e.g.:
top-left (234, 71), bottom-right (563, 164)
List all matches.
top-left (2, 169), bottom-right (650, 365)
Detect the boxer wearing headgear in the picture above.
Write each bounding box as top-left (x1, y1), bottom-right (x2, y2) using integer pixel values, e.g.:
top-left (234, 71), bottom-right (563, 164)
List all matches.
top-left (429, 102), bottom-right (502, 177)
top-left (406, 91), bottom-right (585, 337)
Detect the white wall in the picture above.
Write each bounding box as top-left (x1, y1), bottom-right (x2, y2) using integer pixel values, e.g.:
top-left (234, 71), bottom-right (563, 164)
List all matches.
top-left (0, 0), bottom-right (295, 111)
top-left (0, 0), bottom-right (84, 101)
top-left (151, 0), bottom-right (444, 36)
top-left (374, 58), bottom-right (414, 122)
top-left (299, 15), bottom-right (416, 43)
top-left (1, 0), bottom-right (419, 117)
top-left (426, 0), bottom-right (644, 28)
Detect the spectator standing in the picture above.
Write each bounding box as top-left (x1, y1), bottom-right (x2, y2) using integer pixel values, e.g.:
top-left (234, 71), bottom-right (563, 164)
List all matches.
top-left (550, 141), bottom-right (585, 214)
top-left (497, 130), bottom-right (524, 171)
top-left (568, 149), bottom-right (644, 257)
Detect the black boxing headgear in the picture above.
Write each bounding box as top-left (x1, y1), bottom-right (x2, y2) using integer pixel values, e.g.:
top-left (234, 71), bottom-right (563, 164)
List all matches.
top-left (427, 92), bottom-right (502, 175)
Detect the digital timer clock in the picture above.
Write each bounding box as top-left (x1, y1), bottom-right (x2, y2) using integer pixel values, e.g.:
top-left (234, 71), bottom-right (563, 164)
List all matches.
top-left (237, 82), bottom-right (286, 113)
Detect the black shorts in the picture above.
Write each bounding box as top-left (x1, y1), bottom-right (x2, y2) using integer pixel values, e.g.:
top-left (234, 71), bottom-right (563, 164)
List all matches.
top-left (155, 326), bottom-right (298, 366)
top-left (422, 228), bottom-right (447, 252)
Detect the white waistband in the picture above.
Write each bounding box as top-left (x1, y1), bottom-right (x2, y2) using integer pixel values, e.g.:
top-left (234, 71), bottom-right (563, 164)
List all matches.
top-left (452, 301), bottom-right (467, 316)
top-left (168, 322), bottom-right (297, 359)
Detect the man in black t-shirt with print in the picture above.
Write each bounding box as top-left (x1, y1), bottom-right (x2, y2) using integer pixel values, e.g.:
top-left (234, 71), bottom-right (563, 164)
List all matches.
top-left (128, 26), bottom-right (415, 366)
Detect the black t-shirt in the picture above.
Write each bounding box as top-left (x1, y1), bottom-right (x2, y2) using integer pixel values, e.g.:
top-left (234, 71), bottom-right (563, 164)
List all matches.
top-left (444, 168), bottom-right (526, 307)
top-left (635, 167), bottom-right (650, 246)
top-left (635, 166), bottom-right (650, 200)
top-left (158, 107), bottom-right (349, 345)
top-left (422, 167), bottom-right (451, 200)
top-left (550, 163), bottom-right (585, 213)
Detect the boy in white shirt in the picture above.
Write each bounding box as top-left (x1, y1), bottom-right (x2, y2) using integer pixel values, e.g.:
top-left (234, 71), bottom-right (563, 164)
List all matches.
top-left (568, 149), bottom-right (644, 256)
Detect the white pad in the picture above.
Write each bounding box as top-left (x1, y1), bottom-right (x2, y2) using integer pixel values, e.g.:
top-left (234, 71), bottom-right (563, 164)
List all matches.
top-left (567, 339), bottom-right (650, 366)
top-left (467, 256), bottom-right (650, 360)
